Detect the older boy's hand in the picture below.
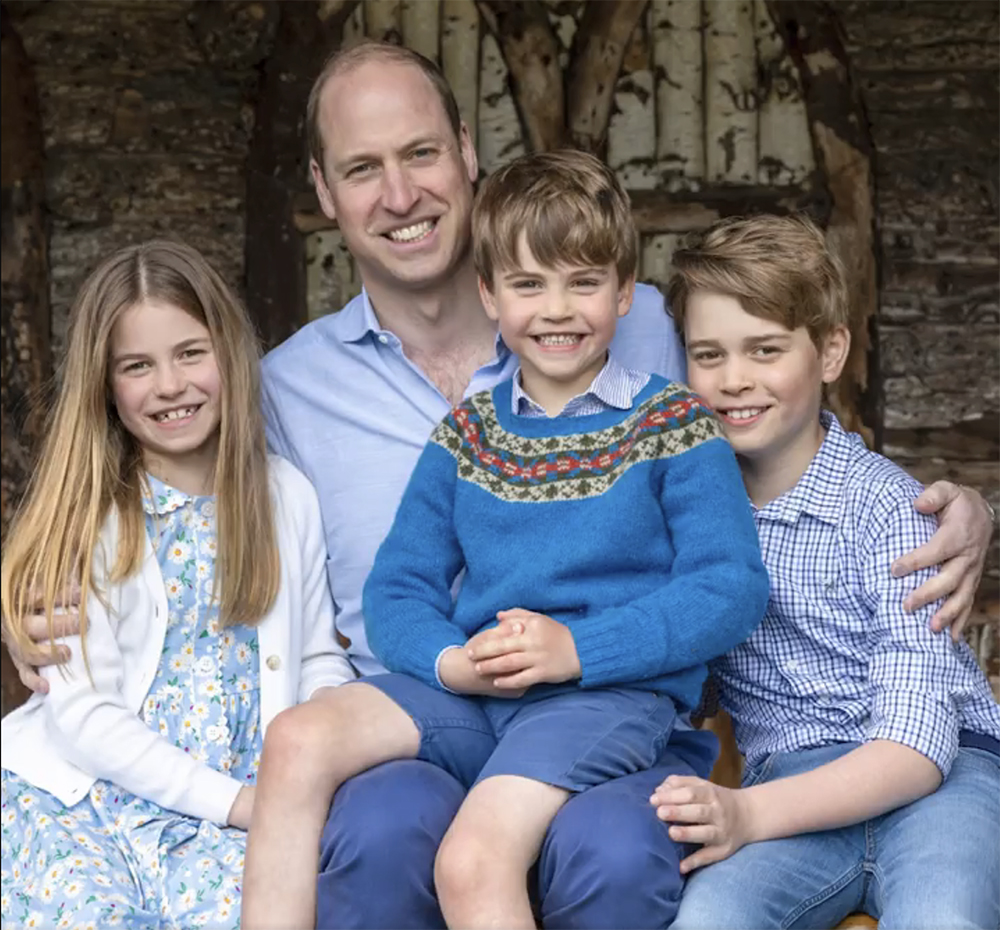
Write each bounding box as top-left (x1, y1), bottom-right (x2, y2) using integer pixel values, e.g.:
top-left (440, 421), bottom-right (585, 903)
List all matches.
top-left (891, 480), bottom-right (993, 639)
top-left (467, 608), bottom-right (581, 689)
top-left (650, 774), bottom-right (755, 873)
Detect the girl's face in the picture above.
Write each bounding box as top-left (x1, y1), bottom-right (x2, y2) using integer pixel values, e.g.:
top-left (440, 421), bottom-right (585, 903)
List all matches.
top-left (109, 299), bottom-right (222, 491)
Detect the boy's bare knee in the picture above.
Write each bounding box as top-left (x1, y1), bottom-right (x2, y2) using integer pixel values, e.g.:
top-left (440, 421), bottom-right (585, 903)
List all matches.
top-left (434, 827), bottom-right (494, 905)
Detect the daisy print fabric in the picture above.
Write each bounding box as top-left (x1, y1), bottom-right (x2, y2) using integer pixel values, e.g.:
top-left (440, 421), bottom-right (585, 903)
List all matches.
top-left (0, 475), bottom-right (262, 929)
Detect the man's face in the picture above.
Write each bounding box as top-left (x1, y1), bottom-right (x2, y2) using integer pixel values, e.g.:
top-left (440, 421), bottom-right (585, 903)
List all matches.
top-left (311, 59), bottom-right (478, 296)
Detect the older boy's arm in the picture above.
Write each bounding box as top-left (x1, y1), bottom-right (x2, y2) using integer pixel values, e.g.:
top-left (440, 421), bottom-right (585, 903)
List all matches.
top-left (892, 480), bottom-right (993, 638)
top-left (653, 741), bottom-right (940, 872)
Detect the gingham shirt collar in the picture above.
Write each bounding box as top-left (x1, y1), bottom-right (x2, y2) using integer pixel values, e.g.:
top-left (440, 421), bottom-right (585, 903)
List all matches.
top-left (511, 354), bottom-right (649, 417)
top-left (754, 410), bottom-right (849, 527)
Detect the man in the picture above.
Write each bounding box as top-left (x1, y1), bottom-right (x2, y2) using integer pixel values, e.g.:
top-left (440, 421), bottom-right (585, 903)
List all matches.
top-left (7, 40), bottom-right (993, 930)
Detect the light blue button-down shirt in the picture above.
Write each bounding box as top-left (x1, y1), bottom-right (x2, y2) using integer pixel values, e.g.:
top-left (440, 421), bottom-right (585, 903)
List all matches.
top-left (261, 283), bottom-right (685, 676)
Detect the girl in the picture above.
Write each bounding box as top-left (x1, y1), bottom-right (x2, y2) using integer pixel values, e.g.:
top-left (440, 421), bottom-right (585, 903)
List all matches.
top-left (0, 240), bottom-right (355, 929)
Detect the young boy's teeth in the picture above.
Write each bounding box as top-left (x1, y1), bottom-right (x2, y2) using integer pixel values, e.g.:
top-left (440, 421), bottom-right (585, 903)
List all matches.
top-left (536, 334), bottom-right (581, 346)
top-left (727, 407), bottom-right (766, 420)
top-left (387, 220), bottom-right (433, 242)
top-left (157, 407), bottom-right (197, 422)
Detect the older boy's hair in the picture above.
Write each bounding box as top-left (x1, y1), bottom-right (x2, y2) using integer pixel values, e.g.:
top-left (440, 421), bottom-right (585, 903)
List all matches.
top-left (667, 214), bottom-right (849, 346)
top-left (473, 149), bottom-right (638, 291)
top-left (307, 41), bottom-right (462, 176)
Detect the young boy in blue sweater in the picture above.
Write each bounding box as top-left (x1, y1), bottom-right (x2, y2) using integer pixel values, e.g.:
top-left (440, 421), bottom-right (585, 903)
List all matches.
top-left (242, 150), bottom-right (768, 930)
top-left (652, 214), bottom-right (1000, 930)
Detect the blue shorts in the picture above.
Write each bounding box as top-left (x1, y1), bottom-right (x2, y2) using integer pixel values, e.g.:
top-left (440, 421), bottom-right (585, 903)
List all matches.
top-left (358, 673), bottom-right (677, 793)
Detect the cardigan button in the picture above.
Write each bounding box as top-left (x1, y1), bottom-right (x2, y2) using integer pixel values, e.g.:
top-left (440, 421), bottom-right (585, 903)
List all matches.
top-left (266, 655), bottom-right (281, 671)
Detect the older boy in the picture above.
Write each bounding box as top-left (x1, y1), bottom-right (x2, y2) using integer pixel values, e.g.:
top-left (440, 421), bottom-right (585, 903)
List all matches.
top-left (652, 214), bottom-right (1000, 930)
top-left (242, 151), bottom-right (769, 930)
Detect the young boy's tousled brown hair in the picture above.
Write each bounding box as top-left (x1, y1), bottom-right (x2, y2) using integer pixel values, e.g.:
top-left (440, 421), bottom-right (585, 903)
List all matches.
top-left (667, 214), bottom-right (849, 347)
top-left (472, 149), bottom-right (637, 291)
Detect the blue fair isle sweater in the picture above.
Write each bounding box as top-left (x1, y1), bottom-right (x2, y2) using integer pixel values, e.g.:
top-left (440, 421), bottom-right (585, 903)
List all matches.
top-left (363, 375), bottom-right (769, 711)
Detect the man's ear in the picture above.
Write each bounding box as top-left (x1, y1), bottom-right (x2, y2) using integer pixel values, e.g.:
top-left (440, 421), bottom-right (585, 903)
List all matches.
top-left (617, 275), bottom-right (636, 317)
top-left (478, 276), bottom-right (499, 321)
top-left (820, 325), bottom-right (851, 384)
top-left (311, 158), bottom-right (337, 222)
top-left (459, 122), bottom-right (479, 183)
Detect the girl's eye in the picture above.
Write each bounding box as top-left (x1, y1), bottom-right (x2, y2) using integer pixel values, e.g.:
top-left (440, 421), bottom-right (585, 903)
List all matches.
top-left (180, 348), bottom-right (205, 360)
top-left (122, 360), bottom-right (149, 373)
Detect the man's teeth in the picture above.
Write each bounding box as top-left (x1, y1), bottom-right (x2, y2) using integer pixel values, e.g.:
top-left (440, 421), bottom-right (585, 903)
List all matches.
top-left (726, 407), bottom-right (766, 420)
top-left (387, 220), bottom-right (434, 242)
top-left (536, 334), bottom-right (581, 346)
top-left (155, 407), bottom-right (197, 422)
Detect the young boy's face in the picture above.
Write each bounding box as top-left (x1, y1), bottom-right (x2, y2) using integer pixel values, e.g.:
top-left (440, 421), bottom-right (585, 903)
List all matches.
top-left (683, 289), bottom-right (848, 472)
top-left (480, 233), bottom-right (634, 409)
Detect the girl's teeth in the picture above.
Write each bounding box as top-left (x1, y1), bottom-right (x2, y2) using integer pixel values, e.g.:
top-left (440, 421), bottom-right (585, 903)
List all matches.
top-left (157, 407), bottom-right (196, 422)
top-left (387, 221), bottom-right (434, 242)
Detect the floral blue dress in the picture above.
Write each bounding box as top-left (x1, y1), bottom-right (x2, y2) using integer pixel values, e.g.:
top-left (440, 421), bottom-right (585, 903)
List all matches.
top-left (1, 475), bottom-right (262, 929)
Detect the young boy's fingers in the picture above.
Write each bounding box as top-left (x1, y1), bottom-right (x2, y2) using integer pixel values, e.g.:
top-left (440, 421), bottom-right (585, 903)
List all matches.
top-left (679, 844), bottom-right (726, 875)
top-left (490, 665), bottom-right (542, 690)
top-left (657, 802), bottom-right (714, 825)
top-left (467, 633), bottom-right (524, 661)
top-left (667, 822), bottom-right (718, 846)
top-left (475, 650), bottom-right (533, 676)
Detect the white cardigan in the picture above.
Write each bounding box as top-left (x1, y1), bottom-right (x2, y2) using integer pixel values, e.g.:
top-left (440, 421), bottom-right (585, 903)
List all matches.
top-left (1, 455), bottom-right (355, 825)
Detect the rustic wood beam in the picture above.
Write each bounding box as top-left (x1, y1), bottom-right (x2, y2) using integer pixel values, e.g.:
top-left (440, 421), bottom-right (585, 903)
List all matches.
top-left (1, 3), bottom-right (49, 715)
top-left (768, 0), bottom-right (878, 440)
top-left (566, 0), bottom-right (649, 156)
top-left (476, 0), bottom-right (565, 152)
top-left (244, 0), bottom-right (359, 351)
top-left (292, 182), bottom-right (829, 236)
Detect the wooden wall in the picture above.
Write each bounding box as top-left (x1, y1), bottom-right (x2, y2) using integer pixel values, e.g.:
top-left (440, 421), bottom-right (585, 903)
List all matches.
top-left (2, 0), bottom-right (997, 710)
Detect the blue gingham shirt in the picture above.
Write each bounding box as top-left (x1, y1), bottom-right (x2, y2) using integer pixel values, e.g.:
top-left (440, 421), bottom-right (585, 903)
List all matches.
top-left (714, 411), bottom-right (1000, 777)
top-left (511, 354), bottom-right (650, 417)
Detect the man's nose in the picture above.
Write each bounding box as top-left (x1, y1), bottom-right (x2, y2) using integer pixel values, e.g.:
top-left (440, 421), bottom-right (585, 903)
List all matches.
top-left (380, 164), bottom-right (419, 215)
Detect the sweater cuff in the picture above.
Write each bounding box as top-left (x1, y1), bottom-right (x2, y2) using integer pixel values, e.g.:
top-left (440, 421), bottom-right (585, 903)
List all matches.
top-left (435, 645), bottom-right (465, 693)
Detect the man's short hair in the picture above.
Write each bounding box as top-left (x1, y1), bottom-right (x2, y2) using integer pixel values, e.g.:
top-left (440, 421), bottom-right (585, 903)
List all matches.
top-left (472, 149), bottom-right (638, 291)
top-left (307, 40), bottom-right (463, 175)
top-left (667, 214), bottom-right (849, 346)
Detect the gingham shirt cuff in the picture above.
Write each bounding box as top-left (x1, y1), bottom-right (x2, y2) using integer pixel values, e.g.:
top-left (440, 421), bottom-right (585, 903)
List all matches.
top-left (434, 644), bottom-right (465, 693)
top-left (867, 691), bottom-right (959, 777)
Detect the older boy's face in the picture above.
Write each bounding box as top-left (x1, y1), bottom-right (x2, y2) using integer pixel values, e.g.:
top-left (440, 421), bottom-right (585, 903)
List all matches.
top-left (479, 234), bottom-right (633, 412)
top-left (311, 59), bottom-right (478, 296)
top-left (684, 290), bottom-right (845, 472)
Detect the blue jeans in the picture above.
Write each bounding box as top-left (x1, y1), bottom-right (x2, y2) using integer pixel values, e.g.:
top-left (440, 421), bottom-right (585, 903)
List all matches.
top-left (315, 728), bottom-right (718, 929)
top-left (673, 742), bottom-right (1000, 930)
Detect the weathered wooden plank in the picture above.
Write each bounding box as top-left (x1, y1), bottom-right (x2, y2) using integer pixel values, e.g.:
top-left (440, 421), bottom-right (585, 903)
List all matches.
top-left (441, 0), bottom-right (480, 143)
top-left (639, 233), bottom-right (683, 288)
top-left (859, 69), bottom-right (999, 115)
top-left (306, 230), bottom-right (362, 320)
top-left (608, 3), bottom-right (656, 187)
top-left (871, 111), bottom-right (998, 158)
top-left (754, 0), bottom-right (813, 185)
top-left (876, 155), bottom-right (998, 226)
top-left (565, 0), bottom-right (649, 156)
top-left (401, 0), bottom-right (440, 60)
top-left (477, 0), bottom-right (564, 153)
top-left (476, 30), bottom-right (526, 173)
top-left (1, 4), bottom-right (49, 715)
top-left (364, 0), bottom-right (403, 43)
top-left (652, 0), bottom-right (704, 181)
top-left (704, 0), bottom-right (757, 183)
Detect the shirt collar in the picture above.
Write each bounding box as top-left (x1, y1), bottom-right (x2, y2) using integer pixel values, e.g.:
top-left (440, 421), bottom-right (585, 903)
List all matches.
top-left (335, 288), bottom-right (510, 363)
top-left (511, 354), bottom-right (634, 415)
top-left (754, 411), bottom-right (855, 526)
top-left (142, 473), bottom-right (193, 516)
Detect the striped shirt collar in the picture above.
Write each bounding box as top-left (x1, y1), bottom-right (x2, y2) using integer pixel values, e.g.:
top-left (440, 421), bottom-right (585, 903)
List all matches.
top-left (511, 354), bottom-right (649, 417)
top-left (754, 410), bottom-right (855, 527)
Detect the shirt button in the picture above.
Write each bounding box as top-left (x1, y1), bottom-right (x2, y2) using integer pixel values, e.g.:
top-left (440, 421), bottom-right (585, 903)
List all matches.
top-left (197, 656), bottom-right (215, 674)
top-left (378, 334), bottom-right (388, 344)
top-left (266, 655), bottom-right (281, 671)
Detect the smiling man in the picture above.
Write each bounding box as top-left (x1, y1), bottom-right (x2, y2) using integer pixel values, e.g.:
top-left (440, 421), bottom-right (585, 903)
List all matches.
top-left (250, 41), bottom-right (994, 930)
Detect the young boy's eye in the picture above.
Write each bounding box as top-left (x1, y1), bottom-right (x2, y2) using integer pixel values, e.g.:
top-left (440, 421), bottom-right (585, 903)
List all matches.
top-left (512, 280), bottom-right (541, 291)
top-left (691, 349), bottom-right (722, 364)
top-left (753, 345), bottom-right (782, 358)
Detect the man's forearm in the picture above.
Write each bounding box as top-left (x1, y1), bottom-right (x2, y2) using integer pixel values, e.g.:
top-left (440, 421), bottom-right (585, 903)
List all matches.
top-left (742, 740), bottom-right (942, 843)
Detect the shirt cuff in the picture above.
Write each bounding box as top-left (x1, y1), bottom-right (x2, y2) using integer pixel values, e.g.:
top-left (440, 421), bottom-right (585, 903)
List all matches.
top-left (434, 644), bottom-right (465, 693)
top-left (867, 691), bottom-right (959, 777)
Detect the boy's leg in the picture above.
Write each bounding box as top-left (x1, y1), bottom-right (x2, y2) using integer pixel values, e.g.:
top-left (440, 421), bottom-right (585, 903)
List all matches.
top-left (435, 774), bottom-right (570, 929)
top-left (316, 760), bottom-right (464, 930)
top-left (868, 745), bottom-right (1000, 930)
top-left (242, 681), bottom-right (423, 930)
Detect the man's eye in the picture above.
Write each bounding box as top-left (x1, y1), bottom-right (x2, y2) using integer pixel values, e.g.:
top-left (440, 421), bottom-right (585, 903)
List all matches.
top-left (347, 163), bottom-right (375, 178)
top-left (411, 147), bottom-right (436, 159)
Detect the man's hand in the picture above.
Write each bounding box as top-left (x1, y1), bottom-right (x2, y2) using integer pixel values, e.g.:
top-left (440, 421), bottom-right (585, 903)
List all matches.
top-left (2, 608), bottom-right (79, 695)
top-left (228, 785), bottom-right (256, 830)
top-left (891, 481), bottom-right (993, 639)
top-left (650, 774), bottom-right (756, 874)
top-left (466, 608), bottom-right (581, 690)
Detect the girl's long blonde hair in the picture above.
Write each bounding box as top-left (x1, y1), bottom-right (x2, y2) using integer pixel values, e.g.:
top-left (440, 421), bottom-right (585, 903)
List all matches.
top-left (1, 240), bottom-right (280, 666)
